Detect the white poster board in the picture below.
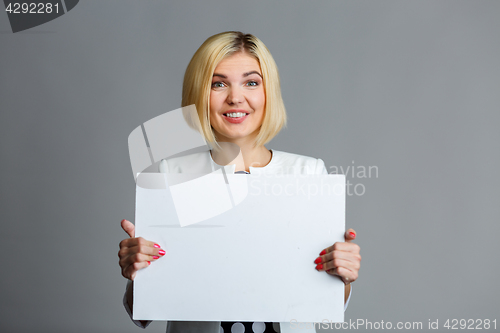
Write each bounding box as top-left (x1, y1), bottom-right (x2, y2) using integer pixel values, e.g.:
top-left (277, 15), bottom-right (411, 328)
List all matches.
top-left (133, 173), bottom-right (345, 324)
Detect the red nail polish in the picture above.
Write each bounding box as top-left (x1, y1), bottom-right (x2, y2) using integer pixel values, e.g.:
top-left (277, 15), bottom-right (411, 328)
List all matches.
top-left (147, 261), bottom-right (151, 265)
top-left (158, 249), bottom-right (166, 256)
top-left (153, 256), bottom-right (159, 259)
top-left (316, 264), bottom-right (324, 270)
top-left (314, 257), bottom-right (322, 264)
top-left (320, 250), bottom-right (326, 256)
top-left (154, 244), bottom-right (160, 248)
top-left (349, 232), bottom-right (356, 239)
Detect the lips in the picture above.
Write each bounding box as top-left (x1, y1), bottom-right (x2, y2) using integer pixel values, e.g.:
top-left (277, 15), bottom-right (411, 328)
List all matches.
top-left (222, 111), bottom-right (250, 117)
top-left (222, 112), bottom-right (249, 124)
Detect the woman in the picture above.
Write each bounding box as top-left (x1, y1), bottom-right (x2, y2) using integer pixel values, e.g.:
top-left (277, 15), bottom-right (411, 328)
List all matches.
top-left (118, 31), bottom-right (361, 333)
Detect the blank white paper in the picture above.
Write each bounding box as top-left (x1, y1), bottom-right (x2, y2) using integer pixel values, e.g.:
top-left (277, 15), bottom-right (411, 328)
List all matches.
top-left (134, 174), bottom-right (345, 324)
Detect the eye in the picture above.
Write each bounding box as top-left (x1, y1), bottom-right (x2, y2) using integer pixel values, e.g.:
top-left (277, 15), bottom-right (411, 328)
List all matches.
top-left (212, 81), bottom-right (225, 88)
top-left (246, 81), bottom-right (259, 87)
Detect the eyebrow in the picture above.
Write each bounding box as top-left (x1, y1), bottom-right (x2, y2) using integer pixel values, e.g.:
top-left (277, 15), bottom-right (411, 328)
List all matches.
top-left (212, 71), bottom-right (262, 79)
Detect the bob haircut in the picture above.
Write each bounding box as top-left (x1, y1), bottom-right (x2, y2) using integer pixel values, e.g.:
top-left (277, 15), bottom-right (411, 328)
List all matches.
top-left (182, 31), bottom-right (287, 148)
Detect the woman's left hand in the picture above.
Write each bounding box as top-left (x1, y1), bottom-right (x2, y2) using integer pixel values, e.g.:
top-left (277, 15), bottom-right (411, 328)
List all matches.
top-left (314, 228), bottom-right (361, 284)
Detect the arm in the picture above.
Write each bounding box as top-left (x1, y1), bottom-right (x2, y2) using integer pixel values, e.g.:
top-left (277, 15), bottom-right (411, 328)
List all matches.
top-left (123, 280), bottom-right (152, 328)
top-left (315, 158), bottom-right (360, 308)
top-left (121, 159), bottom-right (171, 327)
top-left (315, 229), bottom-right (361, 309)
top-left (118, 219), bottom-right (165, 328)
top-left (345, 283), bottom-right (351, 305)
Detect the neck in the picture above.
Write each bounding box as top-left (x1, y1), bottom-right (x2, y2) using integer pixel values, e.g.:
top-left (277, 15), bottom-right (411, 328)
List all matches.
top-left (238, 145), bottom-right (271, 171)
top-left (211, 132), bottom-right (272, 172)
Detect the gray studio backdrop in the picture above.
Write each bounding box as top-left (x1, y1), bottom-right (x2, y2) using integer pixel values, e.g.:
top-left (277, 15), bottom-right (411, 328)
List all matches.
top-left (1, 1), bottom-right (499, 332)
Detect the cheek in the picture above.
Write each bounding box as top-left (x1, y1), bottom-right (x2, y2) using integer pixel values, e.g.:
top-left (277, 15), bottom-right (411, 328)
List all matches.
top-left (210, 91), bottom-right (227, 109)
top-left (249, 91), bottom-right (266, 111)
top-left (209, 93), bottom-right (220, 121)
top-left (209, 92), bottom-right (215, 110)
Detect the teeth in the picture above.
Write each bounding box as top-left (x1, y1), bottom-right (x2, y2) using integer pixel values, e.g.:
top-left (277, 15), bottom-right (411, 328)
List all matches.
top-left (225, 112), bottom-right (247, 118)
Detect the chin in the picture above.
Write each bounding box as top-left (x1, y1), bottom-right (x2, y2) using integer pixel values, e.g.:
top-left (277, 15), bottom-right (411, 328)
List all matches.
top-left (216, 131), bottom-right (255, 141)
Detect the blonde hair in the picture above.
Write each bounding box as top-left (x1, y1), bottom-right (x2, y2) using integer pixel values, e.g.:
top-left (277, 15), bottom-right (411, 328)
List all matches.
top-left (182, 31), bottom-right (287, 148)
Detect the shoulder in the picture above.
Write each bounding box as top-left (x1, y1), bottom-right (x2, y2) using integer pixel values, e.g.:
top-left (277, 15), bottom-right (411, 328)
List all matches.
top-left (265, 150), bottom-right (328, 175)
top-left (159, 151), bottom-right (213, 174)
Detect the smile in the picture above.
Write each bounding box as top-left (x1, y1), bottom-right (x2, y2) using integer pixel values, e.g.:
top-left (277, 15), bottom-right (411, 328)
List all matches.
top-left (223, 112), bottom-right (249, 118)
top-left (222, 112), bottom-right (249, 124)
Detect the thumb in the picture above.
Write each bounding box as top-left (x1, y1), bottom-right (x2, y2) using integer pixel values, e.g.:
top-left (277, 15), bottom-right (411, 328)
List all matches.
top-left (345, 228), bottom-right (356, 242)
top-left (121, 219), bottom-right (135, 238)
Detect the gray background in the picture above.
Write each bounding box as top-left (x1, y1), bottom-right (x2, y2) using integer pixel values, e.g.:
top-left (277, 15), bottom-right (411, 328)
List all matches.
top-left (1, 1), bottom-right (499, 332)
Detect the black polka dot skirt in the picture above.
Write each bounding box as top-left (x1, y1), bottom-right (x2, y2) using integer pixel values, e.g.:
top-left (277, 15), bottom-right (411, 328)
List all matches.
top-left (220, 321), bottom-right (279, 333)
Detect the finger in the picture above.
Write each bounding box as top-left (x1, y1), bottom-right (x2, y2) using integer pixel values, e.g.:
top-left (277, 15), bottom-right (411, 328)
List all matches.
top-left (319, 241), bottom-right (360, 256)
top-left (315, 249), bottom-right (361, 264)
top-left (122, 261), bottom-right (150, 281)
top-left (321, 258), bottom-right (360, 272)
top-left (326, 266), bottom-right (358, 284)
top-left (119, 246), bottom-right (165, 275)
top-left (121, 219), bottom-right (135, 238)
top-left (119, 238), bottom-right (166, 260)
top-left (345, 228), bottom-right (356, 242)
top-left (128, 243), bottom-right (165, 257)
top-left (120, 252), bottom-right (159, 268)
top-left (120, 236), bottom-right (160, 251)
top-left (118, 244), bottom-right (165, 262)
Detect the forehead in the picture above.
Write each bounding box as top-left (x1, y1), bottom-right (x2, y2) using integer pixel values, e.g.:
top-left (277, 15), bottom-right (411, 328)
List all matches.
top-left (214, 52), bottom-right (261, 74)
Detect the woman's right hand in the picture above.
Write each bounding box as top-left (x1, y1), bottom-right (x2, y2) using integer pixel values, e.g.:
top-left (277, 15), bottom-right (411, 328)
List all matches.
top-left (118, 219), bottom-right (165, 281)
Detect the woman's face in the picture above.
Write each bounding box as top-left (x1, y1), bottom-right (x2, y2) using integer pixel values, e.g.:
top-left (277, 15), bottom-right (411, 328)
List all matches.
top-left (209, 51), bottom-right (265, 143)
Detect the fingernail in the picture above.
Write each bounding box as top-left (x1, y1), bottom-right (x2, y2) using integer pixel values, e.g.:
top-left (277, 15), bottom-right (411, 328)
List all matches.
top-left (349, 232), bottom-right (356, 239)
top-left (147, 261), bottom-right (151, 265)
top-left (315, 264), bottom-right (324, 270)
top-left (158, 249), bottom-right (166, 256)
top-left (320, 250), bottom-right (326, 256)
top-left (154, 244), bottom-right (160, 248)
top-left (153, 256), bottom-right (159, 259)
top-left (314, 257), bottom-right (322, 264)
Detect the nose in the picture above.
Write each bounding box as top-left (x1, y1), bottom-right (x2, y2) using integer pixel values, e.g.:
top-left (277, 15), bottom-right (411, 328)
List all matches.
top-left (226, 86), bottom-right (244, 105)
